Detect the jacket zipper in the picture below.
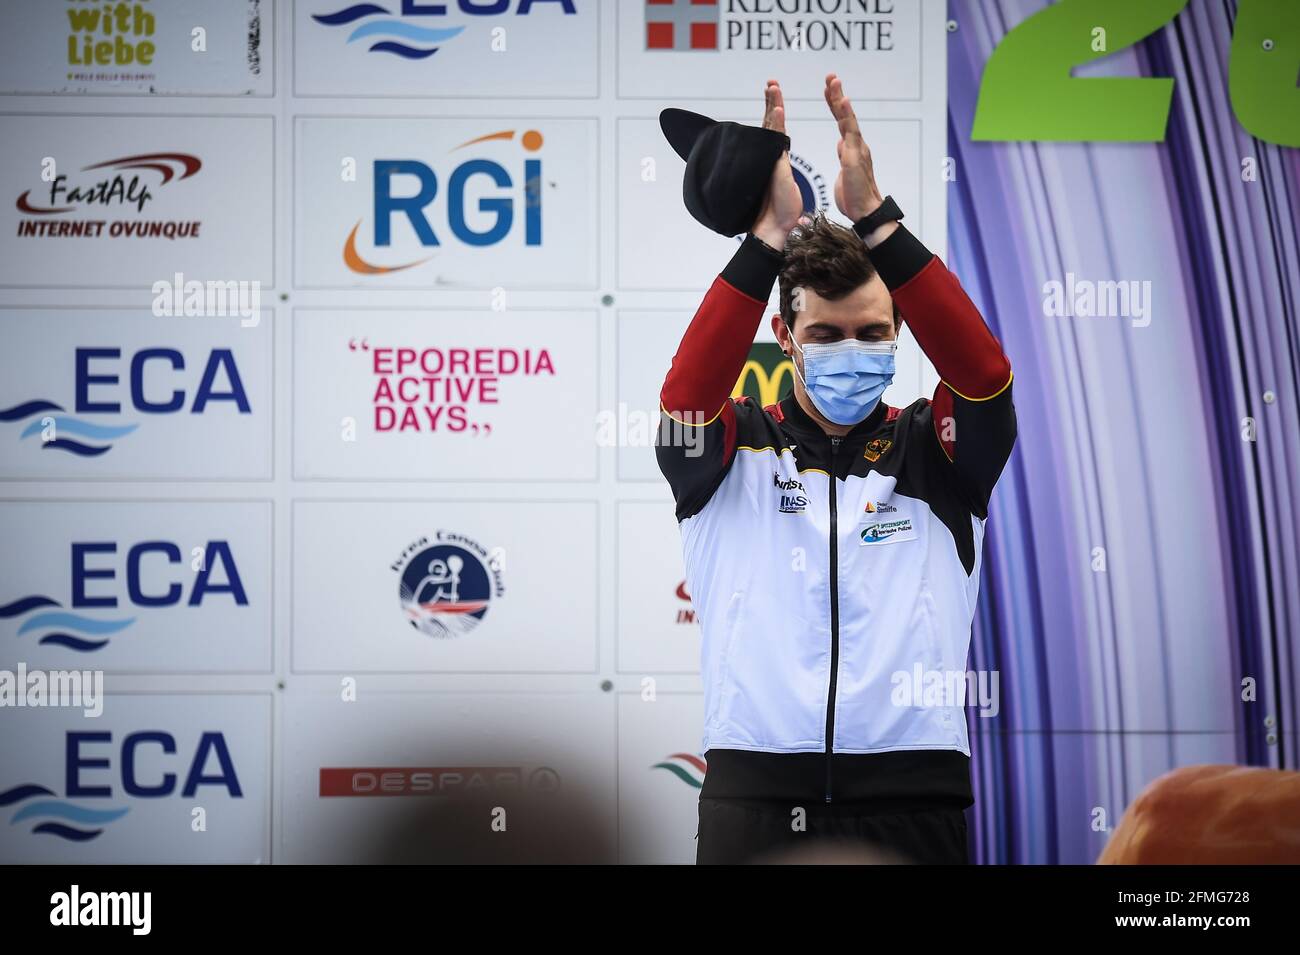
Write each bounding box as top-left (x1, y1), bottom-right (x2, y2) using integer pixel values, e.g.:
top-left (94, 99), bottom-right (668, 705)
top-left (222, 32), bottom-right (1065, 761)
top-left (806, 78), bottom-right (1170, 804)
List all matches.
top-left (825, 434), bottom-right (841, 803)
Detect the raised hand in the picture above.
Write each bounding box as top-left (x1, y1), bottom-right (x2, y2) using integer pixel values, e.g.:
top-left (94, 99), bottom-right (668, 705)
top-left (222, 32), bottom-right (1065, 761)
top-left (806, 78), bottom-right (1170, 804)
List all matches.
top-left (751, 80), bottom-right (804, 246)
top-left (825, 73), bottom-right (884, 222)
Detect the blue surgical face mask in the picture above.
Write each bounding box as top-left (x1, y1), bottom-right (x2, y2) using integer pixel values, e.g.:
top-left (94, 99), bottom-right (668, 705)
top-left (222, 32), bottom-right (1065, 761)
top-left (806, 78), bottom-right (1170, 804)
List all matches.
top-left (791, 337), bottom-right (897, 426)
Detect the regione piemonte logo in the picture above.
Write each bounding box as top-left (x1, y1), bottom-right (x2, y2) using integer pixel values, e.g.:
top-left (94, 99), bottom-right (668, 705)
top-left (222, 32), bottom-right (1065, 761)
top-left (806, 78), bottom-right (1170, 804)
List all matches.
top-left (392, 531), bottom-right (504, 638)
top-left (645, 0), bottom-right (719, 50)
top-left (644, 0), bottom-right (897, 53)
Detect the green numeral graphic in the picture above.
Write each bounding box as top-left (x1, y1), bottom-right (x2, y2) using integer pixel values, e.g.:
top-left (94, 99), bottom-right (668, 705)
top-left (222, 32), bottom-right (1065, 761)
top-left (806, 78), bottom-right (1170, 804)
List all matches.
top-left (1229, 0), bottom-right (1300, 147)
top-left (972, 0), bottom-right (1189, 142)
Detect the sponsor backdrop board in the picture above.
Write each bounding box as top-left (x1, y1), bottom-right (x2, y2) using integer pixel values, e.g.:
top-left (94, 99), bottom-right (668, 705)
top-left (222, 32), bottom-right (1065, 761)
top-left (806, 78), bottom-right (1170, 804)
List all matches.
top-left (279, 691), bottom-right (616, 863)
top-left (0, 308), bottom-right (272, 481)
top-left (292, 308), bottom-right (599, 481)
top-left (0, 694), bottom-right (272, 864)
top-left (0, 0), bottom-right (271, 96)
top-left (0, 0), bottom-right (959, 862)
top-left (0, 500), bottom-right (272, 673)
top-left (0, 114), bottom-right (274, 288)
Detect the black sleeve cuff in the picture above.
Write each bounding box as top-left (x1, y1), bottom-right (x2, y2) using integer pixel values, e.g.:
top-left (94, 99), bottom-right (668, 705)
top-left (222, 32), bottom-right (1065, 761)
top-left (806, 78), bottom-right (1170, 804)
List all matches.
top-left (865, 223), bottom-right (935, 290)
top-left (721, 233), bottom-right (785, 302)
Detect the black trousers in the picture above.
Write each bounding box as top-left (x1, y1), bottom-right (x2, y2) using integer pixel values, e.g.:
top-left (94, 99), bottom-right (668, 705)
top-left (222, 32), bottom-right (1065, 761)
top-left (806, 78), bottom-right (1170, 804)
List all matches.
top-left (696, 796), bottom-right (970, 865)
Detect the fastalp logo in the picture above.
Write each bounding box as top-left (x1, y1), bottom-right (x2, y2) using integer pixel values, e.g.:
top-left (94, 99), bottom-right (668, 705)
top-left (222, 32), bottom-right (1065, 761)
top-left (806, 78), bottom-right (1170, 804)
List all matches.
top-left (0, 539), bottom-right (249, 654)
top-left (15, 152), bottom-right (203, 241)
top-left (342, 129), bottom-right (550, 275)
top-left (310, 0), bottom-right (577, 61)
top-left (0, 345), bottom-right (251, 460)
top-left (1, 730), bottom-right (243, 844)
top-left (392, 530), bottom-right (504, 638)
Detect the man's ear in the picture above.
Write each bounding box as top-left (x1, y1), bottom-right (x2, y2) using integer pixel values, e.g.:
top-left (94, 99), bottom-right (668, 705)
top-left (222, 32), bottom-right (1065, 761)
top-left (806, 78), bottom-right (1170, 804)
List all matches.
top-left (771, 313), bottom-right (790, 352)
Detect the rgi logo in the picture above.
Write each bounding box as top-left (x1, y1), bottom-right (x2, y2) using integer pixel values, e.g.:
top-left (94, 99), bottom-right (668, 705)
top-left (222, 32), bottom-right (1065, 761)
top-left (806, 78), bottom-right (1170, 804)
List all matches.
top-left (345, 132), bottom-right (547, 274)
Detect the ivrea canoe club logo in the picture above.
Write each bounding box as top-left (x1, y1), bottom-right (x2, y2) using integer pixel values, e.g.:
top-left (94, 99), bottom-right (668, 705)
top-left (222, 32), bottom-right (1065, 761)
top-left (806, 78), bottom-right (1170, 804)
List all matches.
top-left (310, 1), bottom-right (578, 60)
top-left (392, 530), bottom-right (504, 638)
top-left (0, 730), bottom-right (243, 843)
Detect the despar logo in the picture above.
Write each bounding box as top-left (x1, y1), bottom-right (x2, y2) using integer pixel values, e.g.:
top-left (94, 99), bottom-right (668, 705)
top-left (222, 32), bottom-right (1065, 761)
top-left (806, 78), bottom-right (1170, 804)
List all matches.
top-left (15, 152), bottom-right (203, 241)
top-left (732, 342), bottom-right (794, 408)
top-left (320, 765), bottom-right (560, 796)
top-left (343, 127), bottom-right (551, 275)
top-left (0, 729), bottom-right (242, 843)
top-left (651, 753), bottom-right (707, 788)
top-left (310, 0), bottom-right (577, 60)
top-left (349, 336), bottom-right (555, 435)
top-left (0, 344), bottom-right (250, 459)
top-left (392, 531), bottom-right (504, 638)
top-left (0, 537), bottom-right (249, 653)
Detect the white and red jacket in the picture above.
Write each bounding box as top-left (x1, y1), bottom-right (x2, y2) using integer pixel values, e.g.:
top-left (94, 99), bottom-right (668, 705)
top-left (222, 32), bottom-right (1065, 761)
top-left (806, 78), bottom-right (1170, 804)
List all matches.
top-left (655, 225), bottom-right (1015, 806)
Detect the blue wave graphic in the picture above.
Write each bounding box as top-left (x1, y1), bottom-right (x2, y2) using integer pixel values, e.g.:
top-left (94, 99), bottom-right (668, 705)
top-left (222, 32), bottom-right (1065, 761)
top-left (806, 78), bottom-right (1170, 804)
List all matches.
top-left (369, 41), bottom-right (440, 58)
top-left (0, 399), bottom-right (63, 421)
top-left (313, 3), bottom-right (389, 26)
top-left (0, 784), bottom-right (54, 807)
top-left (39, 633), bottom-right (109, 652)
top-left (19, 416), bottom-right (138, 440)
top-left (32, 438), bottom-right (112, 457)
top-left (0, 595), bottom-right (60, 618)
top-left (346, 20), bottom-right (463, 43)
top-left (17, 612), bottom-right (135, 636)
top-left (32, 822), bottom-right (102, 842)
top-left (12, 801), bottom-right (129, 826)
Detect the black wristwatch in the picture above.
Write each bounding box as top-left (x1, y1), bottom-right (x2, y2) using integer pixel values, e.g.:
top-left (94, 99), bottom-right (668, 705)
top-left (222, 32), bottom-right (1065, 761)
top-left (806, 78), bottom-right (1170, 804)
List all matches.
top-left (851, 195), bottom-right (904, 239)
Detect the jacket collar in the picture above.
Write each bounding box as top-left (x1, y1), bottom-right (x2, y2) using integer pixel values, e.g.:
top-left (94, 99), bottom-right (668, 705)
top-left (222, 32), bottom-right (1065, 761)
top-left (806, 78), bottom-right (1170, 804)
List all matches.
top-left (778, 390), bottom-right (888, 442)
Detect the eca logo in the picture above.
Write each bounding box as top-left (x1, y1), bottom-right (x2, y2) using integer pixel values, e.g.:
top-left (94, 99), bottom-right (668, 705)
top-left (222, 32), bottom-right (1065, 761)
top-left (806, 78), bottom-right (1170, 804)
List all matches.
top-left (1, 731), bottom-right (243, 843)
top-left (1, 347), bottom-right (251, 458)
top-left (344, 129), bottom-right (547, 274)
top-left (0, 540), bottom-right (248, 653)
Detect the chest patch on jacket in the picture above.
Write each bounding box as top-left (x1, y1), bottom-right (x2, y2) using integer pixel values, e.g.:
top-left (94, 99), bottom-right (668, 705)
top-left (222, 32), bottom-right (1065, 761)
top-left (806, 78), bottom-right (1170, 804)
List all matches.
top-left (856, 473), bottom-right (918, 545)
top-left (863, 437), bottom-right (893, 462)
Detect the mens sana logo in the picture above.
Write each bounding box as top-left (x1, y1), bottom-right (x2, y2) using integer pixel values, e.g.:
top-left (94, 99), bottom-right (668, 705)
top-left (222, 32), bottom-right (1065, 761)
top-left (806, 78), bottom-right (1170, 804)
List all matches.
top-left (0, 346), bottom-right (250, 458)
top-left (0, 539), bottom-right (248, 653)
top-left (392, 530), bottom-right (504, 638)
top-left (311, 0), bottom-right (577, 60)
top-left (344, 128), bottom-right (549, 274)
top-left (1, 730), bottom-right (243, 844)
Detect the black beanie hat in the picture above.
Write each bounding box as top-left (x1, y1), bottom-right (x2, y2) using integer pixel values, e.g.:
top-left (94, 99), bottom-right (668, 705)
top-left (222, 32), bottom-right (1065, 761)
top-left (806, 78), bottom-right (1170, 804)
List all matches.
top-left (659, 107), bottom-right (791, 237)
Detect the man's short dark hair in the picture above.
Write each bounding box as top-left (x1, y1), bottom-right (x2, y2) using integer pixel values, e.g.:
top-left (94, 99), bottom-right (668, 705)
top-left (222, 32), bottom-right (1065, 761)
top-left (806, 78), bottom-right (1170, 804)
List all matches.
top-left (777, 212), bottom-right (901, 331)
